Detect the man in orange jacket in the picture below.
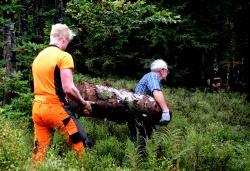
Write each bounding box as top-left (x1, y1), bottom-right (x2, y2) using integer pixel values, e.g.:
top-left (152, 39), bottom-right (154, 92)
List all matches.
top-left (32, 23), bottom-right (92, 162)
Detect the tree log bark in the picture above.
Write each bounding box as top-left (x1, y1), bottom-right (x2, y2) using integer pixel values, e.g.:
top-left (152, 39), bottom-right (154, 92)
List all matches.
top-left (70, 81), bottom-right (163, 124)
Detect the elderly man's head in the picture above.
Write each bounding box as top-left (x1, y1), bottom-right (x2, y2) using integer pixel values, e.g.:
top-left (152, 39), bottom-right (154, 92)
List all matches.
top-left (150, 59), bottom-right (169, 80)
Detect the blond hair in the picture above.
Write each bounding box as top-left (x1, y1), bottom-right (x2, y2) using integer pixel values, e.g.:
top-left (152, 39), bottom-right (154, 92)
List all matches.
top-left (49, 23), bottom-right (75, 45)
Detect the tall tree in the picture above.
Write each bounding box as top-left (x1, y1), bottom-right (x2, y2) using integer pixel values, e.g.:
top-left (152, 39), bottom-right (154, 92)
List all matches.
top-left (2, 1), bottom-right (17, 74)
top-left (2, 0), bottom-right (17, 104)
top-left (33, 0), bottom-right (44, 42)
top-left (3, 23), bottom-right (16, 74)
top-left (19, 0), bottom-right (29, 34)
top-left (55, 0), bottom-right (65, 23)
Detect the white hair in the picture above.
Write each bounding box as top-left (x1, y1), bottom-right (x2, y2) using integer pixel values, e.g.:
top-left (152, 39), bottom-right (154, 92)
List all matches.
top-left (150, 59), bottom-right (168, 71)
top-left (49, 23), bottom-right (75, 45)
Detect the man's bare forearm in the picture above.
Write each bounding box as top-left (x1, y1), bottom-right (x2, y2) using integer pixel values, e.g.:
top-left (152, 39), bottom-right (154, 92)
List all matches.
top-left (66, 84), bottom-right (86, 106)
top-left (153, 90), bottom-right (169, 112)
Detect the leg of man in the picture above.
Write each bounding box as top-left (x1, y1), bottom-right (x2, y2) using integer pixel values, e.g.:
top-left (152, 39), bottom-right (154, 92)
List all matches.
top-left (32, 102), bottom-right (85, 161)
top-left (47, 103), bottom-right (85, 156)
top-left (60, 116), bottom-right (85, 156)
top-left (127, 119), bottom-right (137, 144)
top-left (137, 124), bottom-right (147, 158)
top-left (32, 102), bottom-right (52, 162)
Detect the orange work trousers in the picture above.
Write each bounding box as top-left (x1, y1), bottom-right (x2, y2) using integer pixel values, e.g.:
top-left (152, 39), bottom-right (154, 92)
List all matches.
top-left (32, 99), bottom-right (85, 162)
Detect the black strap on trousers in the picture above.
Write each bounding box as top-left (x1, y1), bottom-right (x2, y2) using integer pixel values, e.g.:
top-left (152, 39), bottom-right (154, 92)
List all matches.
top-left (63, 104), bottom-right (89, 145)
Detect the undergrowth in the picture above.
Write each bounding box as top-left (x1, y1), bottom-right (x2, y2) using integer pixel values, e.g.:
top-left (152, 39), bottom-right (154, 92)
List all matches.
top-left (0, 75), bottom-right (249, 170)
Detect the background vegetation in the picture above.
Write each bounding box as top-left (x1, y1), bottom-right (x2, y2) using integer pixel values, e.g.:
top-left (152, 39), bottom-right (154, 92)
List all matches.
top-left (0, 76), bottom-right (250, 170)
top-left (1, 0), bottom-right (249, 88)
top-left (0, 0), bottom-right (249, 170)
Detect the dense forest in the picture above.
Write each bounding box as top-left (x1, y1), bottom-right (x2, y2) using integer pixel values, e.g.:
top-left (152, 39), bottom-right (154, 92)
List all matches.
top-left (1, 0), bottom-right (249, 90)
top-left (0, 0), bottom-right (249, 170)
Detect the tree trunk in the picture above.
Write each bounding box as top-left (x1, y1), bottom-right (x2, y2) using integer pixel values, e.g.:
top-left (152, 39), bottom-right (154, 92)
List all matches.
top-left (70, 82), bottom-right (162, 123)
top-left (55, 0), bottom-right (65, 23)
top-left (3, 22), bottom-right (16, 104)
top-left (19, 0), bottom-right (29, 34)
top-left (3, 23), bottom-right (16, 74)
top-left (33, 0), bottom-right (44, 42)
top-left (3, 0), bottom-right (17, 104)
top-left (201, 50), bottom-right (205, 84)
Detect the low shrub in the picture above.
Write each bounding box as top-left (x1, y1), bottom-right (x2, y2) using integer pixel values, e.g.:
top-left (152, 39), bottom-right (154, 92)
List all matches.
top-left (0, 76), bottom-right (249, 170)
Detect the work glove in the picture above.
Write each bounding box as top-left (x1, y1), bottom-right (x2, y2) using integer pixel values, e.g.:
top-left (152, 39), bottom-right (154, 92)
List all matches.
top-left (83, 101), bottom-right (93, 113)
top-left (82, 108), bottom-right (91, 116)
top-left (159, 111), bottom-right (171, 125)
top-left (82, 101), bottom-right (95, 115)
top-left (77, 101), bottom-right (94, 117)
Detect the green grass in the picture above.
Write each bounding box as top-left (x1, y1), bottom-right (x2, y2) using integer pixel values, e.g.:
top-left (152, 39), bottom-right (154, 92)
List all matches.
top-left (0, 76), bottom-right (249, 170)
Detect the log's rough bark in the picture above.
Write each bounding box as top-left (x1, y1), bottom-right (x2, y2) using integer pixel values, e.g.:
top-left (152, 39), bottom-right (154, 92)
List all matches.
top-left (70, 81), bottom-right (163, 123)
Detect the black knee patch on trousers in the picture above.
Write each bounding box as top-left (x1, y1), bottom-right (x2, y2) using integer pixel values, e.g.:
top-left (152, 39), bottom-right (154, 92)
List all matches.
top-left (63, 117), bottom-right (83, 144)
top-left (63, 117), bottom-right (71, 126)
top-left (63, 106), bottom-right (89, 145)
top-left (69, 132), bottom-right (83, 144)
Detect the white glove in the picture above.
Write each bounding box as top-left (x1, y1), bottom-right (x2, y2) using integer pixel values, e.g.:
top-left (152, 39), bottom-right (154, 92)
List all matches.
top-left (159, 111), bottom-right (170, 124)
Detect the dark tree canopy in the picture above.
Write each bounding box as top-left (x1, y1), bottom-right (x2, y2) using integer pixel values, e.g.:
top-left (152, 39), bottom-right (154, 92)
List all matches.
top-left (0, 0), bottom-right (249, 96)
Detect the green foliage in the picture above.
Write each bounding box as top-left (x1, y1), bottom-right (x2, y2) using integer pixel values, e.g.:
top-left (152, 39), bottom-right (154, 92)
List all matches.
top-left (15, 42), bottom-right (46, 76)
top-left (0, 68), bottom-right (5, 97)
top-left (75, 73), bottom-right (137, 90)
top-left (167, 88), bottom-right (249, 127)
top-left (144, 128), bottom-right (191, 170)
top-left (0, 69), bottom-right (30, 101)
top-left (0, 42), bottom-right (44, 119)
top-left (3, 92), bottom-right (33, 120)
top-left (0, 0), bottom-right (21, 23)
top-left (0, 116), bottom-right (32, 171)
top-left (66, 0), bottom-right (181, 76)
top-left (183, 126), bottom-right (250, 171)
top-left (0, 0), bottom-right (248, 89)
top-left (1, 76), bottom-right (249, 170)
top-left (0, 69), bottom-right (33, 120)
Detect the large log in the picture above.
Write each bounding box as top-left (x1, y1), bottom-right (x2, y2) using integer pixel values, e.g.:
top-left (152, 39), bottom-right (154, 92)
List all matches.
top-left (71, 81), bottom-right (163, 124)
